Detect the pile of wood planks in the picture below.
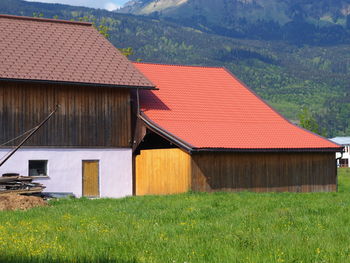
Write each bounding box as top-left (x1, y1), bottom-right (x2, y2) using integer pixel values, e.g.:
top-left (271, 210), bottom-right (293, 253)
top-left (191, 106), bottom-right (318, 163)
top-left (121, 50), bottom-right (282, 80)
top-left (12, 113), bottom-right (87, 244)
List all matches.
top-left (0, 175), bottom-right (45, 195)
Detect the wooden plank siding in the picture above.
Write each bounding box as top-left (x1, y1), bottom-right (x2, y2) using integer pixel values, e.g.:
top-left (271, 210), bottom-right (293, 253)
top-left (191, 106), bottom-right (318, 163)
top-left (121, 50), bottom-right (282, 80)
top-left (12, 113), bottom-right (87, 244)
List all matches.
top-left (0, 81), bottom-right (131, 147)
top-left (135, 149), bottom-right (337, 195)
top-left (191, 152), bottom-right (337, 192)
top-left (135, 148), bottom-right (191, 195)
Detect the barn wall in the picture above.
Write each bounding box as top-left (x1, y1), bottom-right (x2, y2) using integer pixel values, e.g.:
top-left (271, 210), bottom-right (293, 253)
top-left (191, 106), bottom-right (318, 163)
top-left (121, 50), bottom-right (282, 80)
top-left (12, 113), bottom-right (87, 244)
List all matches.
top-left (0, 81), bottom-right (131, 147)
top-left (191, 152), bottom-right (337, 192)
top-left (135, 148), bottom-right (191, 195)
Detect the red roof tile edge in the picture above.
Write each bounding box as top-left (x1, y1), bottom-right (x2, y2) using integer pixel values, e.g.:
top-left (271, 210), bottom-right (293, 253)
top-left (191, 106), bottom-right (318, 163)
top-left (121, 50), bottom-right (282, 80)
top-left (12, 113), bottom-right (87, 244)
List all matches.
top-left (0, 14), bottom-right (92, 26)
top-left (140, 112), bottom-right (342, 153)
top-left (135, 62), bottom-right (343, 152)
top-left (133, 61), bottom-right (225, 69)
top-left (193, 147), bottom-right (343, 152)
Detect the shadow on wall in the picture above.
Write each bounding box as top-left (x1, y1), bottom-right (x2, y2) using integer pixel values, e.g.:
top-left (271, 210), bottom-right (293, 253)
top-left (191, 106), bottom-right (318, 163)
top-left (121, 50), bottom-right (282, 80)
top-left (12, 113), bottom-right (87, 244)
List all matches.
top-left (137, 89), bottom-right (170, 112)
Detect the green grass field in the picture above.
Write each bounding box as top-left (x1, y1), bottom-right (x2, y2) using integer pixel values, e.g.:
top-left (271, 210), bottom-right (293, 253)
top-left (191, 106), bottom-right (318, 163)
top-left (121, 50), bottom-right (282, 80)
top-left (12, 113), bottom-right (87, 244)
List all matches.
top-left (1, 169), bottom-right (350, 263)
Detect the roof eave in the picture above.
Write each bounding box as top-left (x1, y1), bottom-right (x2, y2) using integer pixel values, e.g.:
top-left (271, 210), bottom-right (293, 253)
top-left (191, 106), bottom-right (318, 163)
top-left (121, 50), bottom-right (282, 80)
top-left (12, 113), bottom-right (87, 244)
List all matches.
top-left (139, 114), bottom-right (342, 154)
top-left (138, 113), bottom-right (194, 153)
top-left (192, 147), bottom-right (343, 153)
top-left (0, 14), bottom-right (92, 26)
top-left (0, 78), bottom-right (157, 90)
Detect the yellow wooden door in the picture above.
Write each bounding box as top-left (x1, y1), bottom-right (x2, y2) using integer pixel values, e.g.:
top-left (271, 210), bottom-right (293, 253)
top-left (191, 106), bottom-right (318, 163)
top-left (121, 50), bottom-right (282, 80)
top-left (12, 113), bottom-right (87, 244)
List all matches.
top-left (82, 160), bottom-right (99, 197)
top-left (136, 148), bottom-right (191, 195)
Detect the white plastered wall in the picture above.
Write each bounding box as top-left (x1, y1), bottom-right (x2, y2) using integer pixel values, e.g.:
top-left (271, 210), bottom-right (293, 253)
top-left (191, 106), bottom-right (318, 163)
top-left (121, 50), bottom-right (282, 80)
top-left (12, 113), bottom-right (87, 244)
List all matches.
top-left (336, 145), bottom-right (350, 167)
top-left (0, 148), bottom-right (132, 198)
top-left (336, 152), bottom-right (350, 167)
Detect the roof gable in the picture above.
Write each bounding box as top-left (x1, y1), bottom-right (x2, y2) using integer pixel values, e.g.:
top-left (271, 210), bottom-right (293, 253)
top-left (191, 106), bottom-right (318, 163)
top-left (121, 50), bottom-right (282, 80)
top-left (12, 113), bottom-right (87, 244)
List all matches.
top-left (134, 62), bottom-right (341, 151)
top-left (0, 15), bottom-right (154, 88)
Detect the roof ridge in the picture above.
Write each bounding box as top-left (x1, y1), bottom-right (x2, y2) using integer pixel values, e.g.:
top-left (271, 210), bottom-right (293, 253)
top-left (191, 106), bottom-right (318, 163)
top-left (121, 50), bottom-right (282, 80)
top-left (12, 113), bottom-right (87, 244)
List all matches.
top-left (133, 61), bottom-right (226, 70)
top-left (0, 14), bottom-right (92, 26)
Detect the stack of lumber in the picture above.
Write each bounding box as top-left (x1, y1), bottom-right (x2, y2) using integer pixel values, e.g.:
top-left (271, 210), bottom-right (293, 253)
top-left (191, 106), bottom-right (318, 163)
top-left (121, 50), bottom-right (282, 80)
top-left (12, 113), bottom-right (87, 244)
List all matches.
top-left (0, 175), bottom-right (45, 195)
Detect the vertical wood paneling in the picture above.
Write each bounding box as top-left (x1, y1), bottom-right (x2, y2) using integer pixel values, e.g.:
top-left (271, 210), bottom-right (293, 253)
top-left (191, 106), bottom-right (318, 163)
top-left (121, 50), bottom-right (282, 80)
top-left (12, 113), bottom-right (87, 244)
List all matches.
top-left (135, 148), bottom-right (191, 195)
top-left (0, 81), bottom-right (131, 147)
top-left (191, 152), bottom-right (337, 193)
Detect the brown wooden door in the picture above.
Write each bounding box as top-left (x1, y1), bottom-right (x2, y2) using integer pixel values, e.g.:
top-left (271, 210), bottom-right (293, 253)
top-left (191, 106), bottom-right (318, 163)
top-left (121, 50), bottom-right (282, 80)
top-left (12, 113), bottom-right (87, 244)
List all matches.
top-left (82, 160), bottom-right (99, 197)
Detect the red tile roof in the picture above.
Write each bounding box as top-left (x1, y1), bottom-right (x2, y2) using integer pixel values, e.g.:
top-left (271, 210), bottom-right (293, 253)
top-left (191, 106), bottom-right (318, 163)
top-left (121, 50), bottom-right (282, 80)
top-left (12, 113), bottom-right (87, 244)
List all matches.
top-left (134, 62), bottom-right (341, 151)
top-left (0, 15), bottom-right (154, 88)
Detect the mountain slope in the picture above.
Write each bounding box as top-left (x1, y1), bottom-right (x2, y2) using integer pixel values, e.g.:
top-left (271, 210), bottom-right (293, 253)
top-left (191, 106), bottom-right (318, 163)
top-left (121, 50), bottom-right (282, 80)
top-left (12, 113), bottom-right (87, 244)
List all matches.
top-left (0, 0), bottom-right (349, 136)
top-left (119, 0), bottom-right (350, 45)
top-left (121, 0), bottom-right (350, 25)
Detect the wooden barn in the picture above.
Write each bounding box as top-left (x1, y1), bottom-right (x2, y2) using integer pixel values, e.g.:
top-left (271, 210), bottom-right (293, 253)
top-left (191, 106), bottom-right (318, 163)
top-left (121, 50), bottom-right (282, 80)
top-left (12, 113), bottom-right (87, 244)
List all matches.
top-left (132, 63), bottom-right (343, 195)
top-left (0, 15), bottom-right (155, 198)
top-left (0, 14), bottom-right (343, 198)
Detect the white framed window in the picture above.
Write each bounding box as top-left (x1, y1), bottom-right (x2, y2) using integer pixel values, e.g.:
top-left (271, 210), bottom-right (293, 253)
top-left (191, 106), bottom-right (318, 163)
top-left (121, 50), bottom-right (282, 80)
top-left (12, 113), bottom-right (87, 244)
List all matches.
top-left (29, 160), bottom-right (48, 177)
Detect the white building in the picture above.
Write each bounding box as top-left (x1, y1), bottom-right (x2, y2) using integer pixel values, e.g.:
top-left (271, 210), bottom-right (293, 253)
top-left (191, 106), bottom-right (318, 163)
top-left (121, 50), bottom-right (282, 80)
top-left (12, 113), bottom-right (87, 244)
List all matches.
top-left (330, 137), bottom-right (350, 167)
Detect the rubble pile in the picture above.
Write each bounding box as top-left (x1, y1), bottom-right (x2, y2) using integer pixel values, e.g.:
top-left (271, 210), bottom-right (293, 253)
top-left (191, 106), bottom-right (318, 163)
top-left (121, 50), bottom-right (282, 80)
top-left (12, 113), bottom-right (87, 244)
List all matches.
top-left (0, 174), bottom-right (45, 195)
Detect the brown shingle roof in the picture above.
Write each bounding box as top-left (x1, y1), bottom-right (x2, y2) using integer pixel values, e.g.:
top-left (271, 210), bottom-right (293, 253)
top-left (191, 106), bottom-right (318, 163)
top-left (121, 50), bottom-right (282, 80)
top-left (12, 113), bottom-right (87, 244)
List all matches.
top-left (0, 14), bottom-right (155, 89)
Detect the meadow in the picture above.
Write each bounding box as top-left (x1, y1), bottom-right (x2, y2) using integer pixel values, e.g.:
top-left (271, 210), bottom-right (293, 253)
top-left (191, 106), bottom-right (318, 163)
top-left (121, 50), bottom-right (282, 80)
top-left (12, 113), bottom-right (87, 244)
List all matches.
top-left (1, 168), bottom-right (350, 263)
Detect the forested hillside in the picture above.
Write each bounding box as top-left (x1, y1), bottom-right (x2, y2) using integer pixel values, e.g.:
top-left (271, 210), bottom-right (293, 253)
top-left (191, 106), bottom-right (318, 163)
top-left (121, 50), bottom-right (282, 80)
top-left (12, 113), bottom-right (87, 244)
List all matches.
top-left (120, 0), bottom-right (350, 45)
top-left (1, 0), bottom-right (349, 136)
